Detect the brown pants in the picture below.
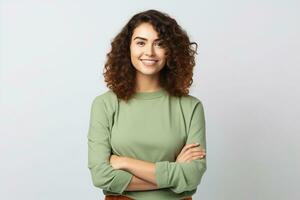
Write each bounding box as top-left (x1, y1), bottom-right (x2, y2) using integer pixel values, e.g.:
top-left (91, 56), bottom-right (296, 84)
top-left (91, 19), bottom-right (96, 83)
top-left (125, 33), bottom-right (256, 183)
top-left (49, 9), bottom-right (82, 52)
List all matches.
top-left (105, 195), bottom-right (192, 200)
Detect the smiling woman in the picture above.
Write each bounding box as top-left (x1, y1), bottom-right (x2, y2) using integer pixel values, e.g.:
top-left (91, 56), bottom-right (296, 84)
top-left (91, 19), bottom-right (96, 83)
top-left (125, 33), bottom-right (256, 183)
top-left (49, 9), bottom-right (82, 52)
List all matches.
top-left (87, 9), bottom-right (207, 200)
top-left (102, 9), bottom-right (198, 101)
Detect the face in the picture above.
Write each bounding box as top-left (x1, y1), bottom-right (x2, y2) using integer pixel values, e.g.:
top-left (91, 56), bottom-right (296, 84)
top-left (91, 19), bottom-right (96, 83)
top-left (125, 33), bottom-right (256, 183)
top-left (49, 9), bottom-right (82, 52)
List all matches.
top-left (130, 23), bottom-right (167, 77)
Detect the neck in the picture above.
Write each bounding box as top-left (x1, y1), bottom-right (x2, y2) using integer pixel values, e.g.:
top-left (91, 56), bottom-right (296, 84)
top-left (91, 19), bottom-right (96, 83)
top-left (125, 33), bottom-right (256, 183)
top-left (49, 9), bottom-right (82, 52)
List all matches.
top-left (135, 73), bottom-right (161, 92)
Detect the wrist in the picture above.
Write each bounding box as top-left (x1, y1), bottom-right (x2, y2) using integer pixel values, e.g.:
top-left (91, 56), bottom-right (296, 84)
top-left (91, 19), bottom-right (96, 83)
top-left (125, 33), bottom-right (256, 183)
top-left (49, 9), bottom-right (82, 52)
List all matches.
top-left (120, 156), bottom-right (129, 170)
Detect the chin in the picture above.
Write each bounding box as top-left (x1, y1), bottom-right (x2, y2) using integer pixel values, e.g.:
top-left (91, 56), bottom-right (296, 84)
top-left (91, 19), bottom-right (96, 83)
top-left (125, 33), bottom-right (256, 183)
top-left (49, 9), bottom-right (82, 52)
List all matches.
top-left (139, 71), bottom-right (159, 76)
top-left (137, 68), bottom-right (160, 76)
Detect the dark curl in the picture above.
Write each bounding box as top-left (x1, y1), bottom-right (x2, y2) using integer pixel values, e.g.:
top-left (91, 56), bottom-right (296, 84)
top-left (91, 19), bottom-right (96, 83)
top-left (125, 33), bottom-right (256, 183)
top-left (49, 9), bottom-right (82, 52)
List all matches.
top-left (103, 9), bottom-right (198, 102)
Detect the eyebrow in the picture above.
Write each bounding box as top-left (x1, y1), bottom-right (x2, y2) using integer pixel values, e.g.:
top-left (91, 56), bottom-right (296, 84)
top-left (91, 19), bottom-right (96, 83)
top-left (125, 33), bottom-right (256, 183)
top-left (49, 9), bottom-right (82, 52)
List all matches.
top-left (133, 36), bottom-right (162, 41)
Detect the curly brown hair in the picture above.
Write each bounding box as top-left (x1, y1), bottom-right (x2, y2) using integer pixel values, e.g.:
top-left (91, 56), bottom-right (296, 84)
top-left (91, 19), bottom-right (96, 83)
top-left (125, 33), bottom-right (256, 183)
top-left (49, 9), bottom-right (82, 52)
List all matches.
top-left (103, 9), bottom-right (198, 102)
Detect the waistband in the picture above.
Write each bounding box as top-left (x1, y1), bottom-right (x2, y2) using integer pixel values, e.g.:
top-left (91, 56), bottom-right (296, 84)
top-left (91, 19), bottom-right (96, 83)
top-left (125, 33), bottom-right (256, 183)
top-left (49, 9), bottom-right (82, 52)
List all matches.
top-left (105, 195), bottom-right (192, 200)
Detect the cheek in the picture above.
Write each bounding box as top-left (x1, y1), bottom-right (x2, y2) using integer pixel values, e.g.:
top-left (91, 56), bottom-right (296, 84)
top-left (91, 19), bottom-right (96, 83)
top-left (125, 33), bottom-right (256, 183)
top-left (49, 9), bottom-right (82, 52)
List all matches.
top-left (130, 48), bottom-right (141, 68)
top-left (157, 50), bottom-right (167, 59)
top-left (130, 48), bottom-right (141, 59)
top-left (159, 54), bottom-right (167, 64)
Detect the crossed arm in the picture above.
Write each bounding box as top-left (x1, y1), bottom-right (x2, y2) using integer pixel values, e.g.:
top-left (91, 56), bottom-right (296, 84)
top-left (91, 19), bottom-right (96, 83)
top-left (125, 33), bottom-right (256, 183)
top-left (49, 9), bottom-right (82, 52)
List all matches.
top-left (110, 142), bottom-right (206, 191)
top-left (110, 155), bottom-right (158, 191)
top-left (126, 175), bottom-right (158, 191)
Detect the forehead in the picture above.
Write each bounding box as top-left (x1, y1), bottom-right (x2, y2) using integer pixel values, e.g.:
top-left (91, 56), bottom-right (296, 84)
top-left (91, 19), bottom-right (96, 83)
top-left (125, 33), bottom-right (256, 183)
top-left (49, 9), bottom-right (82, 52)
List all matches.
top-left (131, 23), bottom-right (159, 40)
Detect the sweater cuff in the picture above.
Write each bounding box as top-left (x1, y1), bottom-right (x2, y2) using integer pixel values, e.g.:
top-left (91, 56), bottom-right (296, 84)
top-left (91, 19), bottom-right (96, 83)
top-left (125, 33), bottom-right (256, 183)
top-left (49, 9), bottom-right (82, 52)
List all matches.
top-left (110, 169), bottom-right (133, 194)
top-left (155, 161), bottom-right (170, 189)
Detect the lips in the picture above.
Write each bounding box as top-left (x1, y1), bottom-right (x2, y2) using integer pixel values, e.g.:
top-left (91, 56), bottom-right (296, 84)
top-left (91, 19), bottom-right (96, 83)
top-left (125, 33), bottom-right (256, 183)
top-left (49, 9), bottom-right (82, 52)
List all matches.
top-left (140, 59), bottom-right (158, 66)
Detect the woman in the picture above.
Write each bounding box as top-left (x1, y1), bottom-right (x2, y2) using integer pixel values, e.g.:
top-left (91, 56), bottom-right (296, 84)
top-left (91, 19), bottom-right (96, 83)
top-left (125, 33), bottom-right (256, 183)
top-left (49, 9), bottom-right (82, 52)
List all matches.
top-left (87, 9), bottom-right (207, 200)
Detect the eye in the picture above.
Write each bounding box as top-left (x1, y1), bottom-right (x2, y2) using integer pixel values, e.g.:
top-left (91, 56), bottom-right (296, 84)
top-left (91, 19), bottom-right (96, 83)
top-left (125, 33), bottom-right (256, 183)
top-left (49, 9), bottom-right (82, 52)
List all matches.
top-left (136, 41), bottom-right (145, 46)
top-left (155, 41), bottom-right (164, 47)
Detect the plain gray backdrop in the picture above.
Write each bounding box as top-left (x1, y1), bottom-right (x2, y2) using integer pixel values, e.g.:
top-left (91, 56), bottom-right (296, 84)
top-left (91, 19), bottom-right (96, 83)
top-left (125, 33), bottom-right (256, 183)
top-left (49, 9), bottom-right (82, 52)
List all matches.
top-left (1, 0), bottom-right (299, 200)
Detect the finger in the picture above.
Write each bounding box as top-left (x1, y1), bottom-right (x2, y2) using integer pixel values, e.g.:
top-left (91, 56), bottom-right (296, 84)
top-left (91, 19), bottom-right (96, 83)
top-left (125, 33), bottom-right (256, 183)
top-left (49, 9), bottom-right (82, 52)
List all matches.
top-left (192, 153), bottom-right (206, 160)
top-left (191, 148), bottom-right (206, 153)
top-left (181, 149), bottom-right (195, 158)
top-left (180, 144), bottom-right (203, 159)
top-left (192, 146), bottom-right (205, 151)
top-left (183, 152), bottom-right (205, 162)
top-left (185, 148), bottom-right (206, 156)
top-left (191, 155), bottom-right (205, 160)
top-left (183, 149), bottom-right (205, 160)
top-left (188, 147), bottom-right (205, 152)
top-left (191, 152), bottom-right (206, 157)
top-left (186, 156), bottom-right (199, 162)
top-left (182, 143), bottom-right (200, 152)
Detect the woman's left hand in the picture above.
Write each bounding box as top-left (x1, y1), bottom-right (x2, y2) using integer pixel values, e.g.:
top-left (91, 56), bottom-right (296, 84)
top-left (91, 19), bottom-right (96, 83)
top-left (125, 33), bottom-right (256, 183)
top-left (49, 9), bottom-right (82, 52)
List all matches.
top-left (109, 155), bottom-right (125, 170)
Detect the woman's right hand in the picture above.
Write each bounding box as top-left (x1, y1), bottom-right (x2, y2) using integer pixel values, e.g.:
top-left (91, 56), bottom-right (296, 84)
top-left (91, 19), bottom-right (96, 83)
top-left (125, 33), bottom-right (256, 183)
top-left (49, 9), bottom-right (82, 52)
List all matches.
top-left (176, 143), bottom-right (206, 163)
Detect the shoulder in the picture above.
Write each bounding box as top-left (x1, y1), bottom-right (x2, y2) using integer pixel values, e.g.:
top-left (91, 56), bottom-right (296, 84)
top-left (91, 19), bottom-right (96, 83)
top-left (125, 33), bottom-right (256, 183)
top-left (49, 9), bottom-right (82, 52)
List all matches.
top-left (93, 89), bottom-right (117, 102)
top-left (178, 94), bottom-right (205, 124)
top-left (90, 89), bottom-right (118, 112)
top-left (179, 93), bottom-right (204, 110)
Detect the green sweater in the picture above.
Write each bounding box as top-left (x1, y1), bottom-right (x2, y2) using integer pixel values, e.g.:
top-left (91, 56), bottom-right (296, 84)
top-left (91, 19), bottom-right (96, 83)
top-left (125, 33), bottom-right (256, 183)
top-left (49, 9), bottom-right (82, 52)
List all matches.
top-left (87, 88), bottom-right (207, 200)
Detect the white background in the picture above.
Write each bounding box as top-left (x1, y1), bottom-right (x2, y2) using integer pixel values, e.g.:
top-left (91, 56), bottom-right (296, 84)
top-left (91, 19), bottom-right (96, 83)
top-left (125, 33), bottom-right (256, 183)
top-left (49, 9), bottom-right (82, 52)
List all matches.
top-left (1, 0), bottom-right (299, 199)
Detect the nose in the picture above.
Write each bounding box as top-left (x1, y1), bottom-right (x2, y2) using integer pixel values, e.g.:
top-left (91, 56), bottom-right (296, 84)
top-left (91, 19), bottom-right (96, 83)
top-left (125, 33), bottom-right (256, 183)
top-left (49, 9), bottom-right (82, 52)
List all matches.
top-left (144, 44), bottom-right (155, 56)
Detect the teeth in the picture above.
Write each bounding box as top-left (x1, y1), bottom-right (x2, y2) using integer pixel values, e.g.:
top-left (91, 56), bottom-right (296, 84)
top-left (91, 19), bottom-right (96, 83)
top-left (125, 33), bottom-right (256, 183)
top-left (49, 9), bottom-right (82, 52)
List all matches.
top-left (141, 59), bottom-right (157, 65)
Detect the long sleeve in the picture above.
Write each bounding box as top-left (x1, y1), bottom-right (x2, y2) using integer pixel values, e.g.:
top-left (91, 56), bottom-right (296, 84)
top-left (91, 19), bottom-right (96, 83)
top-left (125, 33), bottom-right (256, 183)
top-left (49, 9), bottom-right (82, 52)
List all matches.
top-left (87, 96), bottom-right (133, 194)
top-left (155, 100), bottom-right (207, 194)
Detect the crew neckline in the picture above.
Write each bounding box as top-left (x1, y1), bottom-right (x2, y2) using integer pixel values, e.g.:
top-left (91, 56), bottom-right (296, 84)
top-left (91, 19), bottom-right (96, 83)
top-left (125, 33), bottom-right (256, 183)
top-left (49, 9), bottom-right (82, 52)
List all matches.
top-left (133, 88), bottom-right (167, 100)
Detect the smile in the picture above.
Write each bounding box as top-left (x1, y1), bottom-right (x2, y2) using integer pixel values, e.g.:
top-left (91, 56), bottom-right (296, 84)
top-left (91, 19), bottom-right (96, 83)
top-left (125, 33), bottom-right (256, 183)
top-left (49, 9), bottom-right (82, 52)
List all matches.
top-left (140, 59), bottom-right (158, 66)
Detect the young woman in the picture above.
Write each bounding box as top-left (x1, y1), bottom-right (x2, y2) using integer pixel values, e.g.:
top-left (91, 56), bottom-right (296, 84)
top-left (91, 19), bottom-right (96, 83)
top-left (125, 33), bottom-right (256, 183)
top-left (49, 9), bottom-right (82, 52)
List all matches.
top-left (87, 9), bottom-right (207, 200)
